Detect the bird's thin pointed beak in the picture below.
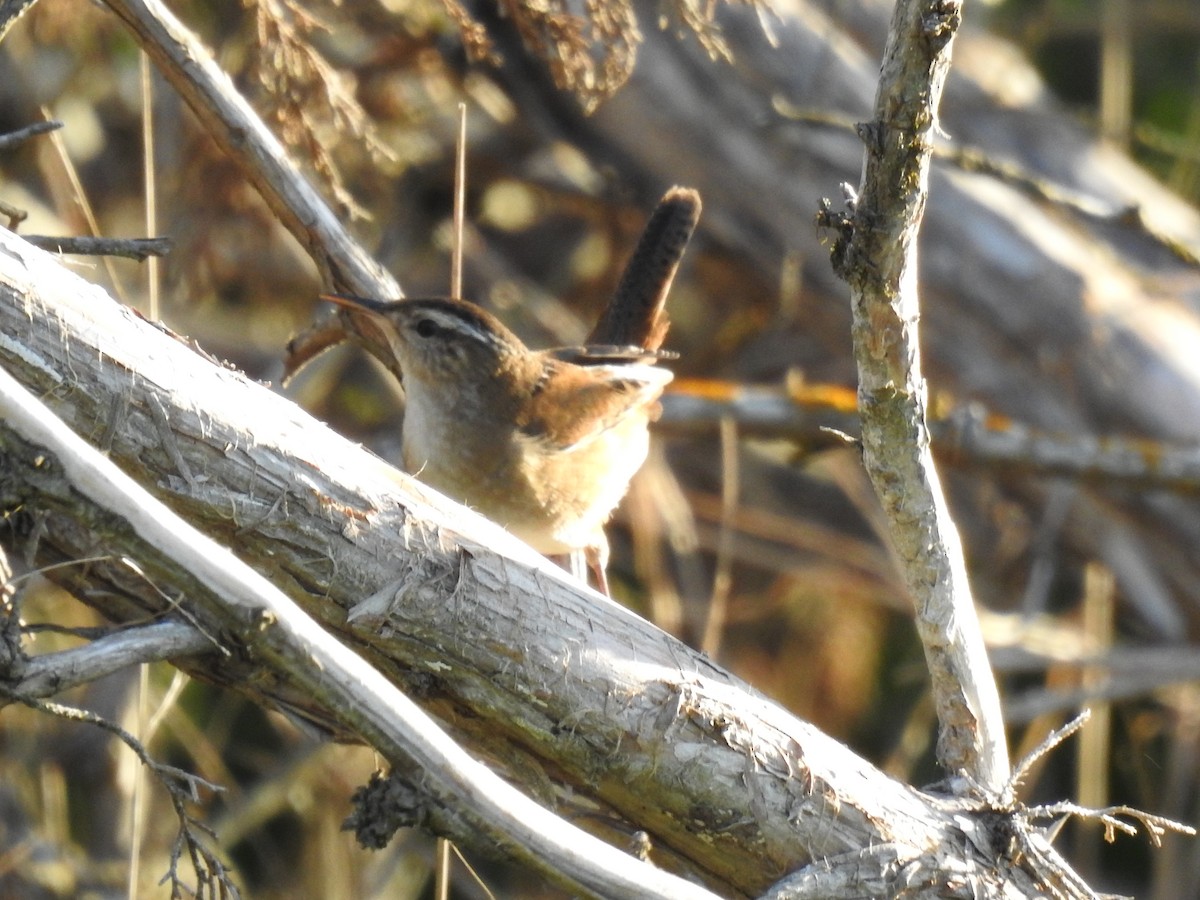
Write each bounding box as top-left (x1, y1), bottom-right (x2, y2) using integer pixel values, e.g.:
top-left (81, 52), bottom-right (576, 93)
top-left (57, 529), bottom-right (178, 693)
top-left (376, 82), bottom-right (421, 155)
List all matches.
top-left (320, 292), bottom-right (395, 314)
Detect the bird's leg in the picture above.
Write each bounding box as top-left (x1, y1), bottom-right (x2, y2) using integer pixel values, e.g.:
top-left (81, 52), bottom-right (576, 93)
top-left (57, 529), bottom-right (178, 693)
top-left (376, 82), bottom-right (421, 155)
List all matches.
top-left (585, 541), bottom-right (610, 598)
top-left (562, 543), bottom-right (611, 597)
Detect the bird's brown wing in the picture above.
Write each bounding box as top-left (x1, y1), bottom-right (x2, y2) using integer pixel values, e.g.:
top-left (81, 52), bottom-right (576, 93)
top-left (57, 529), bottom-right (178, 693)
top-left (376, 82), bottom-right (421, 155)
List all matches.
top-left (517, 359), bottom-right (672, 452)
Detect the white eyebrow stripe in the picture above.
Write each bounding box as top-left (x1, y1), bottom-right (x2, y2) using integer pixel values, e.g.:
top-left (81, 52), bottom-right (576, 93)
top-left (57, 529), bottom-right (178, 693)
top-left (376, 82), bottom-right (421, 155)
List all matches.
top-left (413, 308), bottom-right (505, 350)
top-left (425, 310), bottom-right (480, 333)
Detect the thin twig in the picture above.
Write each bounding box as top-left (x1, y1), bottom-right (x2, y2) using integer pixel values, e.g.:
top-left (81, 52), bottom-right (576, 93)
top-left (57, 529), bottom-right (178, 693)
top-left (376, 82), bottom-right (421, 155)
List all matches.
top-left (1, 618), bottom-right (211, 700)
top-left (1024, 801), bottom-right (1195, 848)
top-left (1008, 710), bottom-right (1091, 799)
top-left (700, 416), bottom-right (738, 657)
top-left (40, 107), bottom-right (132, 303)
top-left (436, 837), bottom-right (452, 900)
top-left (451, 101), bottom-right (466, 300)
top-left (142, 48), bottom-right (161, 318)
top-left (438, 160), bottom-right (464, 900)
top-left (450, 842), bottom-right (499, 900)
top-left (0, 119), bottom-right (63, 151)
top-left (0, 687), bottom-right (222, 796)
top-left (130, 657), bottom-right (150, 900)
top-left (21, 235), bottom-right (173, 261)
top-left (1001, 712), bottom-right (1194, 857)
top-left (0, 684), bottom-right (239, 898)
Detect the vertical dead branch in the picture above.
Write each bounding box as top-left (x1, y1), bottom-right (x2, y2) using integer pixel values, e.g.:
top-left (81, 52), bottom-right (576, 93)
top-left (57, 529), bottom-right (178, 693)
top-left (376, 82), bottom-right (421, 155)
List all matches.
top-left (828, 0), bottom-right (1009, 791)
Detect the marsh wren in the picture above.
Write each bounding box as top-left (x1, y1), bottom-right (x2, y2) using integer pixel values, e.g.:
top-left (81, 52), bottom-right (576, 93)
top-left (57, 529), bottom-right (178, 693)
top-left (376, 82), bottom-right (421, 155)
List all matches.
top-left (321, 293), bottom-right (674, 592)
top-left (321, 187), bottom-right (701, 593)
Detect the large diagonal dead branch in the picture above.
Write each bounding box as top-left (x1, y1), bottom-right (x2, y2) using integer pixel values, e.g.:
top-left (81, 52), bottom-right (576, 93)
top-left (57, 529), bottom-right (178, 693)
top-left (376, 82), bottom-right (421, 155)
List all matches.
top-left (0, 363), bottom-right (720, 900)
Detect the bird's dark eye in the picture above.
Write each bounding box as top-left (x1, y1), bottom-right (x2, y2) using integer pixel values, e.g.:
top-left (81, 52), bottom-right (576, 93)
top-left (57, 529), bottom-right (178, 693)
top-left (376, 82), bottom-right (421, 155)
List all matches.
top-left (415, 318), bottom-right (438, 338)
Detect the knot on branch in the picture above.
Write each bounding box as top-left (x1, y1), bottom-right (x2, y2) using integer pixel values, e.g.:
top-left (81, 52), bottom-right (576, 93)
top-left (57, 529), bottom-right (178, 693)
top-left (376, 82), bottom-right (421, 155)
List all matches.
top-left (922, 0), bottom-right (963, 51)
top-left (815, 197), bottom-right (856, 281)
top-left (345, 769), bottom-right (435, 850)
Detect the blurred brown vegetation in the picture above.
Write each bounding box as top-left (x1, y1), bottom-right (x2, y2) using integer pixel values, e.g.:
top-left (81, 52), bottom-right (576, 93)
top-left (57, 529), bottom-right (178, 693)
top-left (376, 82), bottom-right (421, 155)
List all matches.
top-left (2, 0), bottom-right (1200, 896)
